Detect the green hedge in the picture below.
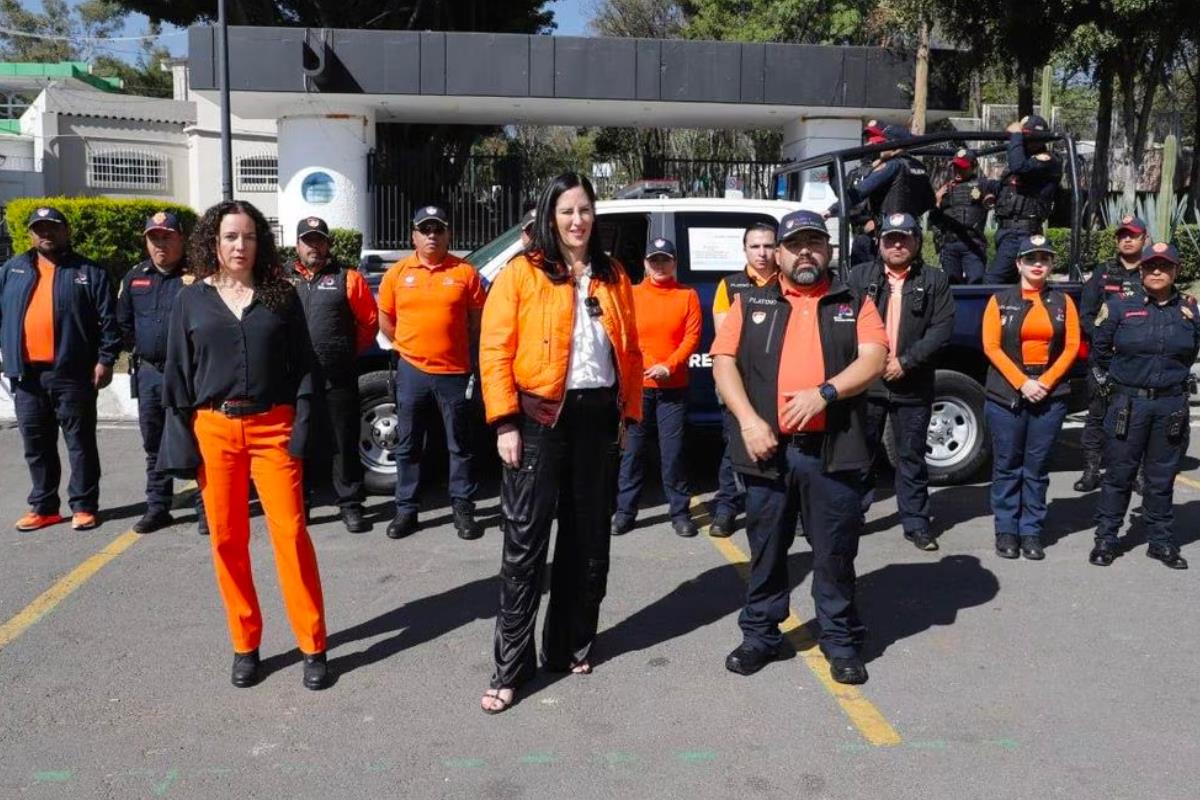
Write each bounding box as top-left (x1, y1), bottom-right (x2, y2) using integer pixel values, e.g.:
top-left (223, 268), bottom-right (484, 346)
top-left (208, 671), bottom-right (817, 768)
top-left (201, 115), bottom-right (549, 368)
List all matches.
top-left (4, 197), bottom-right (196, 286)
top-left (277, 228), bottom-right (363, 270)
top-left (921, 224), bottom-right (1200, 284)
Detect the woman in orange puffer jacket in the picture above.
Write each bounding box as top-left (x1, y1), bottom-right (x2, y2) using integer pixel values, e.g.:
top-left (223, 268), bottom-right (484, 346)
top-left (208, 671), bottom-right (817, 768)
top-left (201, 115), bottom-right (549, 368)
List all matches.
top-left (478, 172), bottom-right (642, 714)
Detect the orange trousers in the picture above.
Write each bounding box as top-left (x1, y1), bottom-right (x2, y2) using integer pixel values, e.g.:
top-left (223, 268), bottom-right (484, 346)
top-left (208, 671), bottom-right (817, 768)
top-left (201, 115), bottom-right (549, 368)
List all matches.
top-left (194, 405), bottom-right (327, 655)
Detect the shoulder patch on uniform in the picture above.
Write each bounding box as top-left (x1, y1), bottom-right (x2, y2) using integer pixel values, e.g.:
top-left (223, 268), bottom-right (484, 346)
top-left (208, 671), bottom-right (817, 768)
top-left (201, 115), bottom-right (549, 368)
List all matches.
top-left (1035, 153), bottom-right (1052, 161)
top-left (970, 186), bottom-right (982, 200)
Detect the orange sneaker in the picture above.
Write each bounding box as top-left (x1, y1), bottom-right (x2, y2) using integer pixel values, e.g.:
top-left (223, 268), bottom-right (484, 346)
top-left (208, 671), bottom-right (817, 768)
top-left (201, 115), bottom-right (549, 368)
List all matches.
top-left (14, 511), bottom-right (65, 531)
top-left (71, 512), bottom-right (99, 531)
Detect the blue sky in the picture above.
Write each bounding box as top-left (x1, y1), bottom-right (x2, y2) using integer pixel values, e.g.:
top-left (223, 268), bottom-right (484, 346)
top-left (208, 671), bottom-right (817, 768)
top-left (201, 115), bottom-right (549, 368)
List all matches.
top-left (16, 0), bottom-right (592, 63)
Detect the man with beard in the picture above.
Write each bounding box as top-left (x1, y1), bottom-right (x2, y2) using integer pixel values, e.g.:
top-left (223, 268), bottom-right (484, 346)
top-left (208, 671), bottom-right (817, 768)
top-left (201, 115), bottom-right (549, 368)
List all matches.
top-left (283, 216), bottom-right (378, 533)
top-left (118, 211), bottom-right (209, 534)
top-left (0, 206), bottom-right (120, 531)
top-left (711, 209), bottom-right (888, 685)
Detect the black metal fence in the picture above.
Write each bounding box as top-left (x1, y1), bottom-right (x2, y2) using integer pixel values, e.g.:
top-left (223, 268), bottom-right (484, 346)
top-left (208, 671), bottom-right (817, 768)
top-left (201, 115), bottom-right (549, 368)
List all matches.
top-left (367, 152), bottom-right (785, 251)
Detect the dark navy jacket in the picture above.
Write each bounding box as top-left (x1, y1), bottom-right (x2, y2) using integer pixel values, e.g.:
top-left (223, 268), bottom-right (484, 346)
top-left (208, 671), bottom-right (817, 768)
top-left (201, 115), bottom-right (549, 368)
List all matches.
top-left (0, 248), bottom-right (120, 381)
top-left (1093, 291), bottom-right (1200, 390)
top-left (116, 259), bottom-right (189, 366)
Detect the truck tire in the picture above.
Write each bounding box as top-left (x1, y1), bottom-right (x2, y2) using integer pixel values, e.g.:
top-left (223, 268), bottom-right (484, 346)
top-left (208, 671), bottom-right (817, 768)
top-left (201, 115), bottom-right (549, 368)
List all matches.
top-left (358, 370), bottom-right (399, 495)
top-left (926, 369), bottom-right (990, 485)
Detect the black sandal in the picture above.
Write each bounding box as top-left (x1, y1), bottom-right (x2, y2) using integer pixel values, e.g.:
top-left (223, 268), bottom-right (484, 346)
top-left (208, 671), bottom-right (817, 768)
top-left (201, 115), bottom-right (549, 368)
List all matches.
top-left (481, 688), bottom-right (514, 715)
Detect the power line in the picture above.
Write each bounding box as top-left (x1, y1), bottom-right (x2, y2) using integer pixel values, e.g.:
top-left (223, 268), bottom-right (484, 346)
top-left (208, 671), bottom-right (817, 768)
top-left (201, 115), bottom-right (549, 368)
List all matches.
top-left (0, 25), bottom-right (185, 43)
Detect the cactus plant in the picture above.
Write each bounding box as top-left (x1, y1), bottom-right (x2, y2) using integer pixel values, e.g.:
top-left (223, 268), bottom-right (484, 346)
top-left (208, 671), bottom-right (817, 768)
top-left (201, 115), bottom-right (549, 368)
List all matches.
top-left (1156, 134), bottom-right (1177, 243)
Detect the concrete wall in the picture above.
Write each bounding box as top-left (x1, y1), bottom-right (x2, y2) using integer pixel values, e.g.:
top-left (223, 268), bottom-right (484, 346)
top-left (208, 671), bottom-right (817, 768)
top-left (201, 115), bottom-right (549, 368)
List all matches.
top-left (53, 116), bottom-right (191, 204)
top-left (187, 93), bottom-right (279, 220)
top-left (277, 112), bottom-right (373, 244)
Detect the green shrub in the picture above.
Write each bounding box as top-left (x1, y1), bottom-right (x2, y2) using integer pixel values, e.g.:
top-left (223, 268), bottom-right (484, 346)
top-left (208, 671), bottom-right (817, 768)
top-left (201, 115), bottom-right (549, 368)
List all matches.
top-left (4, 197), bottom-right (196, 286)
top-left (277, 228), bottom-right (363, 269)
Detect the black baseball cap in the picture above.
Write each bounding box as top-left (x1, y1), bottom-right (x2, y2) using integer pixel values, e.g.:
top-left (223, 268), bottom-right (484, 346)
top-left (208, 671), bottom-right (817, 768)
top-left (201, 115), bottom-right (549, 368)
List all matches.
top-left (144, 211), bottom-right (184, 235)
top-left (413, 205), bottom-right (449, 227)
top-left (1141, 242), bottom-right (1180, 266)
top-left (645, 237), bottom-right (676, 259)
top-left (26, 206), bottom-right (67, 228)
top-left (297, 216), bottom-right (330, 240)
top-left (778, 210), bottom-right (830, 242)
top-left (880, 212), bottom-right (921, 237)
top-left (1115, 215), bottom-right (1147, 237)
top-left (1020, 114), bottom-right (1050, 133)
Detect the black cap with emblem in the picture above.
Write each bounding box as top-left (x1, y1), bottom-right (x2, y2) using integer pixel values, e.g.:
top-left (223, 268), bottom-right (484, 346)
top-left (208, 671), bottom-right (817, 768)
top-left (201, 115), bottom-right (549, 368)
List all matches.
top-left (296, 216), bottom-right (330, 240)
top-left (26, 206), bottom-right (68, 228)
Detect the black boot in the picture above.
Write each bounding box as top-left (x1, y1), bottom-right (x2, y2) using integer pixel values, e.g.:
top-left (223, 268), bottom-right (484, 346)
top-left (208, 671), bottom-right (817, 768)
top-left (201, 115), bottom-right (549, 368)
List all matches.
top-left (340, 504), bottom-right (370, 534)
top-left (1073, 450), bottom-right (1102, 493)
top-left (195, 503), bottom-right (209, 537)
top-left (386, 511), bottom-right (418, 540)
top-left (231, 649), bottom-right (260, 688)
top-left (302, 651), bottom-right (332, 690)
top-left (452, 501), bottom-right (482, 540)
top-left (1147, 543), bottom-right (1189, 570)
top-left (133, 509), bottom-right (174, 534)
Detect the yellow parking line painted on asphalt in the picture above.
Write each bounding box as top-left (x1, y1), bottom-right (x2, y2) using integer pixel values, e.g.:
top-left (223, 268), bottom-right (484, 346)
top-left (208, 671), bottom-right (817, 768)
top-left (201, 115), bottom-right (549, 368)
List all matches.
top-left (692, 497), bottom-right (902, 747)
top-left (0, 481), bottom-right (198, 652)
top-left (0, 530), bottom-right (140, 651)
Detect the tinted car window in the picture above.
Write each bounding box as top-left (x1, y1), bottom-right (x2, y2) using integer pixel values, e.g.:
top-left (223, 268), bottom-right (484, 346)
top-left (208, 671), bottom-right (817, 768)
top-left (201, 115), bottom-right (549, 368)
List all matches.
top-left (595, 213), bottom-right (650, 283)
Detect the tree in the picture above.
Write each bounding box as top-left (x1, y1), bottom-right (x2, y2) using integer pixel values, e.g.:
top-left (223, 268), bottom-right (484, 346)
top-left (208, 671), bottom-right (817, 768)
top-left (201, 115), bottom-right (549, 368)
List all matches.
top-left (108, 0), bottom-right (554, 32)
top-left (681, 0), bottom-right (875, 45)
top-left (590, 0), bottom-right (686, 38)
top-left (92, 22), bottom-right (174, 98)
top-left (0, 0), bottom-right (77, 62)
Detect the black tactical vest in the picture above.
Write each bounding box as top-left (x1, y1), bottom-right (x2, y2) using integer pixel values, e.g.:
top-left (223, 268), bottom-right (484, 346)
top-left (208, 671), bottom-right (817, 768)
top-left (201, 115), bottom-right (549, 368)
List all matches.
top-left (285, 262), bottom-right (356, 381)
top-left (984, 286), bottom-right (1070, 408)
top-left (941, 179), bottom-right (989, 239)
top-left (878, 156), bottom-right (936, 218)
top-left (995, 171), bottom-right (1051, 224)
top-left (729, 280), bottom-right (872, 477)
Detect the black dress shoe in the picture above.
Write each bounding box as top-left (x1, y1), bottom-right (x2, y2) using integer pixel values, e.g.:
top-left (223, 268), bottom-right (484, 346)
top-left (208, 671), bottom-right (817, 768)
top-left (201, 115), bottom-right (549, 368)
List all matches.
top-left (708, 513), bottom-right (734, 538)
top-left (995, 533), bottom-right (1020, 559)
top-left (1089, 540), bottom-right (1118, 566)
top-left (672, 518), bottom-right (699, 538)
top-left (340, 505), bottom-right (370, 534)
top-left (452, 501), bottom-right (482, 540)
top-left (231, 649), bottom-right (260, 688)
top-left (1147, 544), bottom-right (1189, 570)
top-left (195, 504), bottom-right (209, 536)
top-left (724, 644), bottom-right (782, 676)
top-left (829, 656), bottom-right (869, 685)
top-left (611, 514), bottom-right (634, 537)
top-left (904, 529), bottom-right (939, 551)
top-left (302, 651), bottom-right (332, 690)
top-left (133, 509), bottom-right (174, 534)
top-left (1020, 537), bottom-right (1045, 560)
top-left (386, 511), bottom-right (418, 540)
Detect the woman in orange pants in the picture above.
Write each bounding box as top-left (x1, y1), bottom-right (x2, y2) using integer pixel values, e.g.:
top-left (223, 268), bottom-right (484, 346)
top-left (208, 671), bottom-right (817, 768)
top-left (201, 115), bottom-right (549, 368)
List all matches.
top-left (158, 200), bottom-right (330, 690)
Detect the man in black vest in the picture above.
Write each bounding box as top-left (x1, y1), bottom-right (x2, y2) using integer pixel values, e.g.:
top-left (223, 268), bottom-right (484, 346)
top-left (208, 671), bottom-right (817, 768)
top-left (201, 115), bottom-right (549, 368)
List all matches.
top-left (284, 217), bottom-right (379, 533)
top-left (1074, 215), bottom-right (1149, 492)
top-left (931, 149), bottom-right (999, 285)
top-left (849, 213), bottom-right (955, 551)
top-left (711, 209), bottom-right (888, 685)
top-left (985, 115), bottom-right (1062, 284)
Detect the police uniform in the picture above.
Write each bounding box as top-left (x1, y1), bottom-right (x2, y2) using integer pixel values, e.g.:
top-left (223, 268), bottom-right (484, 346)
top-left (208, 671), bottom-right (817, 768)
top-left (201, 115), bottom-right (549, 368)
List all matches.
top-left (117, 212), bottom-right (206, 534)
top-left (282, 216), bottom-right (378, 533)
top-left (1073, 216), bottom-right (1148, 492)
top-left (1089, 243), bottom-right (1198, 570)
top-left (0, 206), bottom-right (121, 531)
top-left (711, 209), bottom-right (889, 685)
top-left (828, 124), bottom-right (936, 264)
top-left (849, 213), bottom-right (955, 550)
top-left (985, 116), bottom-right (1062, 284)
top-left (932, 149), bottom-right (999, 285)
top-left (981, 234), bottom-right (1081, 559)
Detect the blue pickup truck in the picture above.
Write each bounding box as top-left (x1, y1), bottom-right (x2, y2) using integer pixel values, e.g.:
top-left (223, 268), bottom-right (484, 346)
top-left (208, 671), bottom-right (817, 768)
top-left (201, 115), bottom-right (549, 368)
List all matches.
top-left (352, 132), bottom-right (1090, 492)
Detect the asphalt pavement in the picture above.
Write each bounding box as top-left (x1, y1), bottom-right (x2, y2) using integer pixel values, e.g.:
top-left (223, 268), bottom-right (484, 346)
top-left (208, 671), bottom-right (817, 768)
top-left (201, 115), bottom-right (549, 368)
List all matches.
top-left (1, 419), bottom-right (1199, 800)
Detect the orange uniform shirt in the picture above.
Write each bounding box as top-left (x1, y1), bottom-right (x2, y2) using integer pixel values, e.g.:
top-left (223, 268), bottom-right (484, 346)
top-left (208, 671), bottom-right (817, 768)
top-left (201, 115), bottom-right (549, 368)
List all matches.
top-left (632, 278), bottom-right (702, 389)
top-left (23, 255), bottom-right (56, 364)
top-left (982, 289), bottom-right (1080, 391)
top-left (378, 254), bottom-right (486, 374)
top-left (711, 278), bottom-right (888, 433)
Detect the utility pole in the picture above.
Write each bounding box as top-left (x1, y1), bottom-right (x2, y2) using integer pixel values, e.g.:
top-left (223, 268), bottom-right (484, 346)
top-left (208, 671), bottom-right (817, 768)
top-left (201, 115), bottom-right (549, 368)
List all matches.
top-left (218, 0), bottom-right (233, 201)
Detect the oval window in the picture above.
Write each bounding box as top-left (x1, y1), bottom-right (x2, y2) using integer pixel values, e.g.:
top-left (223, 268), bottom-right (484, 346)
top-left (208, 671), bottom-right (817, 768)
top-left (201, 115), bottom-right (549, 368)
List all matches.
top-left (301, 171), bottom-right (335, 204)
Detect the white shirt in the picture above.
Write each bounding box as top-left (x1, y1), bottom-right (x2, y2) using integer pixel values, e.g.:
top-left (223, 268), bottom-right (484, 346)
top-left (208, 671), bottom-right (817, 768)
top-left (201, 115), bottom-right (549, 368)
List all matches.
top-left (565, 269), bottom-right (616, 390)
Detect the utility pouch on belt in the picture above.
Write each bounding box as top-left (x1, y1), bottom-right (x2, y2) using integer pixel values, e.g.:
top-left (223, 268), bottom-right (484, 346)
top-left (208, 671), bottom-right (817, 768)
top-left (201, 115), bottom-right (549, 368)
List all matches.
top-left (1167, 408), bottom-right (1187, 442)
top-left (1114, 396), bottom-right (1131, 439)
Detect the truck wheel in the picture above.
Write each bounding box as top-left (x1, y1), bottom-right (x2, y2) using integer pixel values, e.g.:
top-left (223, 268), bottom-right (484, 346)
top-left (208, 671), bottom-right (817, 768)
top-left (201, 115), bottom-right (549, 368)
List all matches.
top-left (358, 370), bottom-right (398, 495)
top-left (926, 370), bottom-right (990, 486)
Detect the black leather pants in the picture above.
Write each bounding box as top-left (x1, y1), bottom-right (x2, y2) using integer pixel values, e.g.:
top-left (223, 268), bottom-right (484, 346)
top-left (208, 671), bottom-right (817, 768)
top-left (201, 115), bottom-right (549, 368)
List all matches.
top-left (490, 388), bottom-right (620, 690)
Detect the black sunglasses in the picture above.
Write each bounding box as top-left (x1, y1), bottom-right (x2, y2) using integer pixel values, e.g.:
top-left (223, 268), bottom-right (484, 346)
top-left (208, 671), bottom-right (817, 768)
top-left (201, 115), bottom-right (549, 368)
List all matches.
top-left (416, 223), bottom-right (447, 235)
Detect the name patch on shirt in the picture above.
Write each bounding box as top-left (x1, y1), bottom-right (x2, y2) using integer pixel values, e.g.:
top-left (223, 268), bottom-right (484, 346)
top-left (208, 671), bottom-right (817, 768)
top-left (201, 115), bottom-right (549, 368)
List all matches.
top-left (833, 303), bottom-right (856, 322)
top-left (1103, 284), bottom-right (1122, 293)
top-left (131, 278), bottom-right (152, 288)
top-left (1124, 310), bottom-right (1148, 318)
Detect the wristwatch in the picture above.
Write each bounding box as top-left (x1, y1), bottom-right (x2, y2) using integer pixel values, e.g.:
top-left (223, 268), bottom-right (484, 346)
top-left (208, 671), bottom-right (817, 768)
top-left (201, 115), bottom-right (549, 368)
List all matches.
top-left (818, 382), bottom-right (839, 404)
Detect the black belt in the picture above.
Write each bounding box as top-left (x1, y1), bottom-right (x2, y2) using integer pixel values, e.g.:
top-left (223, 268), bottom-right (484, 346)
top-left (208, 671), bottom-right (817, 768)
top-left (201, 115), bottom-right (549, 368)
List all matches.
top-left (140, 358), bottom-right (165, 371)
top-left (1112, 383), bottom-right (1187, 399)
top-left (786, 432), bottom-right (825, 452)
top-left (208, 398), bottom-right (274, 417)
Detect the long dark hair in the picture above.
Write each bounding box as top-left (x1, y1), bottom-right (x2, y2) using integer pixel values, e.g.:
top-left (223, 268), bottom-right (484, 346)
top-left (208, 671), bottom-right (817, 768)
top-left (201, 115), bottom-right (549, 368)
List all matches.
top-left (189, 200), bottom-right (293, 313)
top-left (525, 172), bottom-right (616, 283)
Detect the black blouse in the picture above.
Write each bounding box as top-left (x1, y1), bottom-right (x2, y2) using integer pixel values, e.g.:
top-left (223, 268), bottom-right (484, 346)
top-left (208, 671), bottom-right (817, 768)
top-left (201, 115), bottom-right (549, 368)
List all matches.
top-left (157, 281), bottom-right (315, 476)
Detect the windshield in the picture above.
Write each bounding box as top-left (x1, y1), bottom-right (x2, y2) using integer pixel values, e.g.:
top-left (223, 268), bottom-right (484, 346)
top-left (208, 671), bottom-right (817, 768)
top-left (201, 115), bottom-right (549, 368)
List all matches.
top-left (464, 225), bottom-right (522, 270)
